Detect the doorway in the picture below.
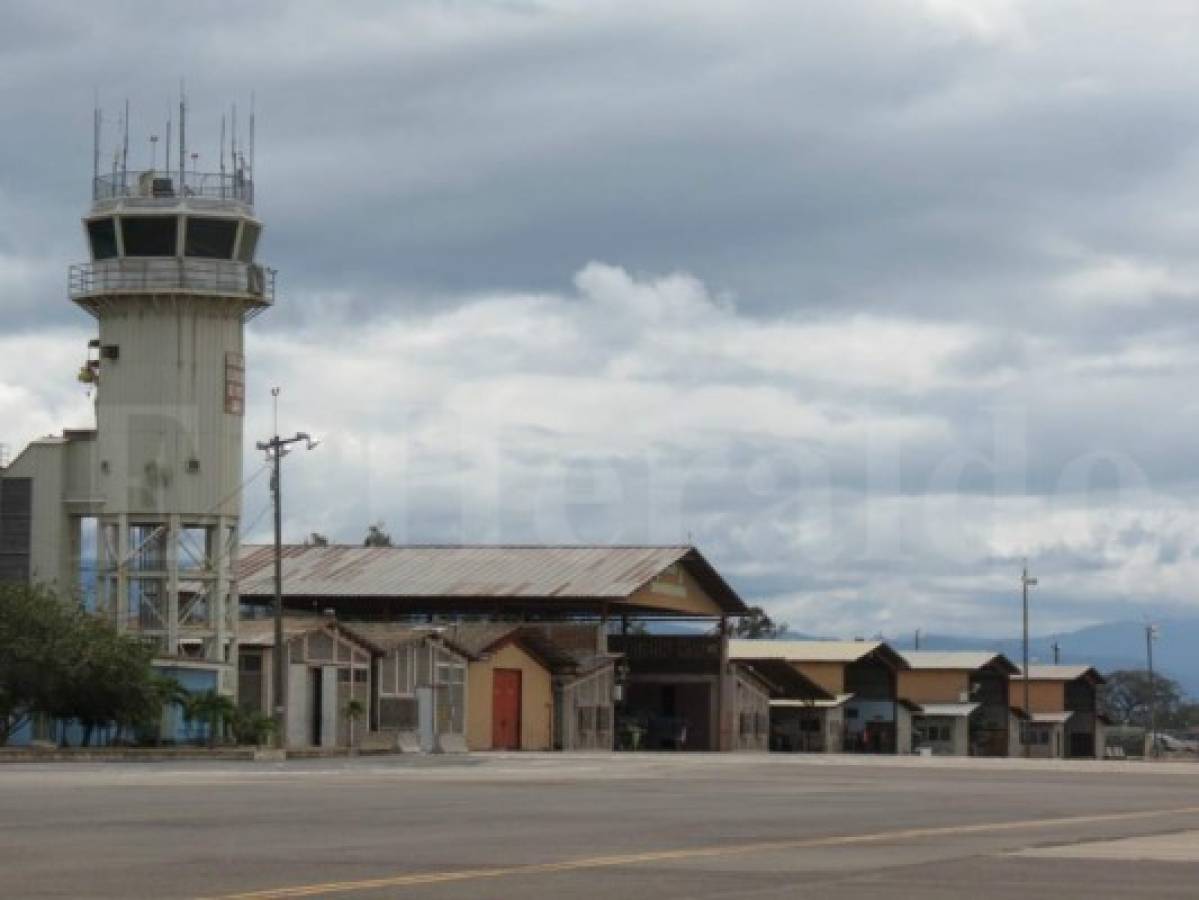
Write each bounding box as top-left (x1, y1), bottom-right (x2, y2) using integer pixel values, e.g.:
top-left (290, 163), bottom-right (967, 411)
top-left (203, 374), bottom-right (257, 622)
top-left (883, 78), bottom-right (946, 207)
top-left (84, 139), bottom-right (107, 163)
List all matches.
top-left (309, 668), bottom-right (323, 746)
top-left (492, 669), bottom-right (522, 750)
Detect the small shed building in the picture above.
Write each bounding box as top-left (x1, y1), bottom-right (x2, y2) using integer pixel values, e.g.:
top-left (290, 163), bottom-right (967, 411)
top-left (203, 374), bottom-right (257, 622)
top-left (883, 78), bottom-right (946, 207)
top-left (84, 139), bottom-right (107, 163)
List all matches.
top-left (337, 622), bottom-right (469, 753)
top-left (1010, 665), bottom-right (1107, 759)
top-left (237, 617), bottom-right (373, 749)
top-left (899, 651), bottom-right (1018, 756)
top-left (729, 640), bottom-right (911, 754)
top-left (439, 623), bottom-right (618, 752)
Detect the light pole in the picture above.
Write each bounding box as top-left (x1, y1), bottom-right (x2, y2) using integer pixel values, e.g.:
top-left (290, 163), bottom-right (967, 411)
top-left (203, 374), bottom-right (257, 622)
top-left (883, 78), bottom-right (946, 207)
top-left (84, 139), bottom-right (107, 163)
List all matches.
top-left (1146, 622), bottom-right (1159, 759)
top-left (256, 392), bottom-right (318, 749)
top-left (1021, 562), bottom-right (1038, 757)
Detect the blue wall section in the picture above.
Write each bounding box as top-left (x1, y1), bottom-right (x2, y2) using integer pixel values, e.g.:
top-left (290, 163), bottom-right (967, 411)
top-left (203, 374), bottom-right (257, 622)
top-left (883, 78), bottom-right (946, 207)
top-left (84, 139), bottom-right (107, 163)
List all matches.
top-left (7, 718), bottom-right (34, 747)
top-left (159, 666), bottom-right (219, 743)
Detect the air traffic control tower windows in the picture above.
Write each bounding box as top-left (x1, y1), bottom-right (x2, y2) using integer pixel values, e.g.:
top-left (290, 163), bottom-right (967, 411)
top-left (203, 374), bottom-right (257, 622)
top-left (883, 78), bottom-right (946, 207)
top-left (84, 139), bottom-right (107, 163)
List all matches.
top-left (236, 221), bottom-right (260, 263)
top-left (185, 217), bottom-right (239, 259)
top-left (86, 218), bottom-right (118, 260)
top-left (121, 215), bottom-right (178, 256)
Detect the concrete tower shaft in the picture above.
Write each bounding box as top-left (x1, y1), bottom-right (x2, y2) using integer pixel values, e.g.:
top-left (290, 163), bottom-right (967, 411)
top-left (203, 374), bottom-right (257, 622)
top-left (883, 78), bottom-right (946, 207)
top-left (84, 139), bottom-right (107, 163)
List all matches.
top-left (68, 113), bottom-right (274, 690)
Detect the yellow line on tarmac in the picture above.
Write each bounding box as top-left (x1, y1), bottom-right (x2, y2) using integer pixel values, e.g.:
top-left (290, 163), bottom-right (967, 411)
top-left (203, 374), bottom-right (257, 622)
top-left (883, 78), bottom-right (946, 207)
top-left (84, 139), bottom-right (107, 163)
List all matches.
top-left (204, 804), bottom-right (1199, 899)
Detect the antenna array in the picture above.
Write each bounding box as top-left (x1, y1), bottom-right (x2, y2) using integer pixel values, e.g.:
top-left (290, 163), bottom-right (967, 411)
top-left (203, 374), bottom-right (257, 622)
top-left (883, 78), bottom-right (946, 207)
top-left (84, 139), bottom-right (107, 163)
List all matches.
top-left (90, 85), bottom-right (257, 198)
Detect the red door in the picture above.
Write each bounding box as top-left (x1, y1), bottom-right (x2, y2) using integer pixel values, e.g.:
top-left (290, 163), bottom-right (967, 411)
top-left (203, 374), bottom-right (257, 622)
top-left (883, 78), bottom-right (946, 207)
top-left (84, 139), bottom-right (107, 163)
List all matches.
top-left (492, 669), bottom-right (522, 750)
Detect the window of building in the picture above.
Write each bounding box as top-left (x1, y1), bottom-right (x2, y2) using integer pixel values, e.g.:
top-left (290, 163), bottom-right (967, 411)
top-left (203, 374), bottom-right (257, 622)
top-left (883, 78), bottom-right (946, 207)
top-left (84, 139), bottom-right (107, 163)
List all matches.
top-left (436, 650), bottom-right (465, 687)
top-left (120, 216), bottom-right (178, 256)
top-left (392, 645), bottom-right (416, 696)
top-left (87, 218), bottom-right (118, 260)
top-left (185, 217), bottom-right (239, 259)
top-left (236, 221), bottom-right (261, 263)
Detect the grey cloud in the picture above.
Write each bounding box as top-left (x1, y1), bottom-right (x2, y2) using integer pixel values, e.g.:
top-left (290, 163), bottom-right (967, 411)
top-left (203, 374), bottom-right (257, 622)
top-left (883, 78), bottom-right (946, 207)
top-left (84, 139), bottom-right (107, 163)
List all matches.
top-left (6, 1), bottom-right (1199, 639)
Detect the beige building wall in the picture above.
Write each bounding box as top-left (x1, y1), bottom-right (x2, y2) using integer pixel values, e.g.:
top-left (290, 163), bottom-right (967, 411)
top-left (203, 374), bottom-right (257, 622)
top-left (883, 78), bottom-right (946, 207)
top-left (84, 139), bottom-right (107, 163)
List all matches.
top-left (625, 563), bottom-right (725, 617)
top-left (1011, 680), bottom-right (1065, 714)
top-left (465, 642), bottom-right (553, 751)
top-left (794, 662), bottom-right (845, 696)
top-left (898, 670), bottom-right (968, 705)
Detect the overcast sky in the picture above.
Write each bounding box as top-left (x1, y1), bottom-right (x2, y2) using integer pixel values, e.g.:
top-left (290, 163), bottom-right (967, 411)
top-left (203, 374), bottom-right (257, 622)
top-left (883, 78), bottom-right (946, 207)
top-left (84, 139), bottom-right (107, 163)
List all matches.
top-left (4, 0), bottom-right (1199, 640)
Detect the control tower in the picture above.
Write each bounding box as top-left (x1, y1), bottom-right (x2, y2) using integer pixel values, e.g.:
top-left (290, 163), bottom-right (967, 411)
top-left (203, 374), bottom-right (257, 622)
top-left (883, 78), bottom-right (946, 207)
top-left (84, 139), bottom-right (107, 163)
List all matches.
top-left (60, 97), bottom-right (272, 694)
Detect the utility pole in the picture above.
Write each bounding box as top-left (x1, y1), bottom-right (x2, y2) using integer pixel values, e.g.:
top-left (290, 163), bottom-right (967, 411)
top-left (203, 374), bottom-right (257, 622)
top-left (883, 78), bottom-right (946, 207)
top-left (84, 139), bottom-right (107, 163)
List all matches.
top-left (1052, 640), bottom-right (1061, 665)
top-left (914, 628), bottom-right (921, 651)
top-left (1146, 622), bottom-right (1159, 759)
top-left (1021, 562), bottom-right (1038, 758)
top-left (257, 388), bottom-right (319, 749)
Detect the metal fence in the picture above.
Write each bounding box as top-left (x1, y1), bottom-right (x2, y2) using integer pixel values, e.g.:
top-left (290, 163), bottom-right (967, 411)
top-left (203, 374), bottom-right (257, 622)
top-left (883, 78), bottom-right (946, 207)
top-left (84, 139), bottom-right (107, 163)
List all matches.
top-left (69, 258), bottom-right (275, 303)
top-left (93, 170), bottom-right (254, 206)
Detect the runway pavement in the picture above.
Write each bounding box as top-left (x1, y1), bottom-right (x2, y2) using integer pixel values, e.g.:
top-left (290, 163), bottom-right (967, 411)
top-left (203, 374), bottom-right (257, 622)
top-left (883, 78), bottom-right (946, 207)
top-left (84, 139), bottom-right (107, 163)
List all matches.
top-left (2, 752), bottom-right (1198, 898)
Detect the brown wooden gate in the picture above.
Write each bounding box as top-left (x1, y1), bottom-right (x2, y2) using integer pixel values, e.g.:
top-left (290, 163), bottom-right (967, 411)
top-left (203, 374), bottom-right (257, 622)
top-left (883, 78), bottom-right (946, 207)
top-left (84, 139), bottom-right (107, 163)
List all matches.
top-left (492, 669), bottom-right (522, 750)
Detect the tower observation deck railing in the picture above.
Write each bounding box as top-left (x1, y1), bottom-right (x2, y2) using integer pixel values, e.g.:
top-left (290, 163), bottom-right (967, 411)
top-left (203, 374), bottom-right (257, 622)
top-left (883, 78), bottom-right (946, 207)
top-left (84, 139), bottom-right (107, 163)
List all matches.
top-left (69, 258), bottom-right (275, 305)
top-left (92, 170), bottom-right (254, 208)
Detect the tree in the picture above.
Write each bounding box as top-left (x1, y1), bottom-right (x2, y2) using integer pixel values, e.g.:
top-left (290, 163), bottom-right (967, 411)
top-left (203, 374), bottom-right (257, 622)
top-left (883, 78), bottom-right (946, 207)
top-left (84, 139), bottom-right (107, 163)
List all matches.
top-left (731, 606), bottom-right (787, 639)
top-left (364, 523), bottom-right (392, 547)
top-left (1101, 669), bottom-right (1185, 728)
top-left (50, 611), bottom-right (161, 746)
top-left (0, 582), bottom-right (171, 747)
top-left (230, 707), bottom-right (276, 746)
top-left (0, 583), bottom-right (79, 744)
top-left (184, 691), bottom-right (238, 747)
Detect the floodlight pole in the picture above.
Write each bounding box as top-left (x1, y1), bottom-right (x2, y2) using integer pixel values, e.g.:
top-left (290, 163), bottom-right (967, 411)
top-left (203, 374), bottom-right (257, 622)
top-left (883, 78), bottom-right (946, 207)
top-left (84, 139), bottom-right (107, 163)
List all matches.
top-left (1021, 562), bottom-right (1038, 758)
top-left (257, 399), bottom-right (318, 750)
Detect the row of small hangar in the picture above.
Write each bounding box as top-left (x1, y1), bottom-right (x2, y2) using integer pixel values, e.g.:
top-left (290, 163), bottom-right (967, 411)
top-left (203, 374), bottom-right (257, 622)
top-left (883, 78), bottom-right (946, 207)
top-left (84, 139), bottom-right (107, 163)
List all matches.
top-left (233, 543), bottom-right (1106, 760)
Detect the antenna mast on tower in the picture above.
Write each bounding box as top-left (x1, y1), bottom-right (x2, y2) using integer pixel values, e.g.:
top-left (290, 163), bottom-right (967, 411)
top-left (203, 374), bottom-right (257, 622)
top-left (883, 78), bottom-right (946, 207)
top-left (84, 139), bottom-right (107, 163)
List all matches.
top-left (165, 104), bottom-right (172, 181)
top-left (121, 99), bottom-right (129, 193)
top-left (249, 92), bottom-right (255, 180)
top-left (178, 82), bottom-right (187, 192)
top-left (92, 95), bottom-right (101, 189)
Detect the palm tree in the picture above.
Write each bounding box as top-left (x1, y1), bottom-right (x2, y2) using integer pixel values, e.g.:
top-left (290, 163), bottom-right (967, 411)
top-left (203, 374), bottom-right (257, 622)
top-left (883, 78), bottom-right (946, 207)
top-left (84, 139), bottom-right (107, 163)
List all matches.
top-left (184, 691), bottom-right (238, 747)
top-left (344, 698), bottom-right (366, 752)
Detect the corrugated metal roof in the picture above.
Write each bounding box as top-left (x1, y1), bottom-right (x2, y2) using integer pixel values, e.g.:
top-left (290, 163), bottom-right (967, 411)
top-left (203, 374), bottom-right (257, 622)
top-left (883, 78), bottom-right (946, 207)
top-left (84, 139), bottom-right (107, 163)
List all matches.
top-left (238, 615), bottom-right (363, 648)
top-left (918, 702), bottom-right (981, 717)
top-left (902, 651), bottom-right (1017, 673)
top-left (236, 544), bottom-right (745, 614)
top-left (770, 693), bottom-right (854, 709)
top-left (1013, 665), bottom-right (1103, 683)
top-left (737, 658), bottom-right (833, 701)
top-left (1030, 711), bottom-right (1075, 725)
top-left (729, 639), bottom-right (885, 663)
top-left (337, 622), bottom-right (444, 651)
